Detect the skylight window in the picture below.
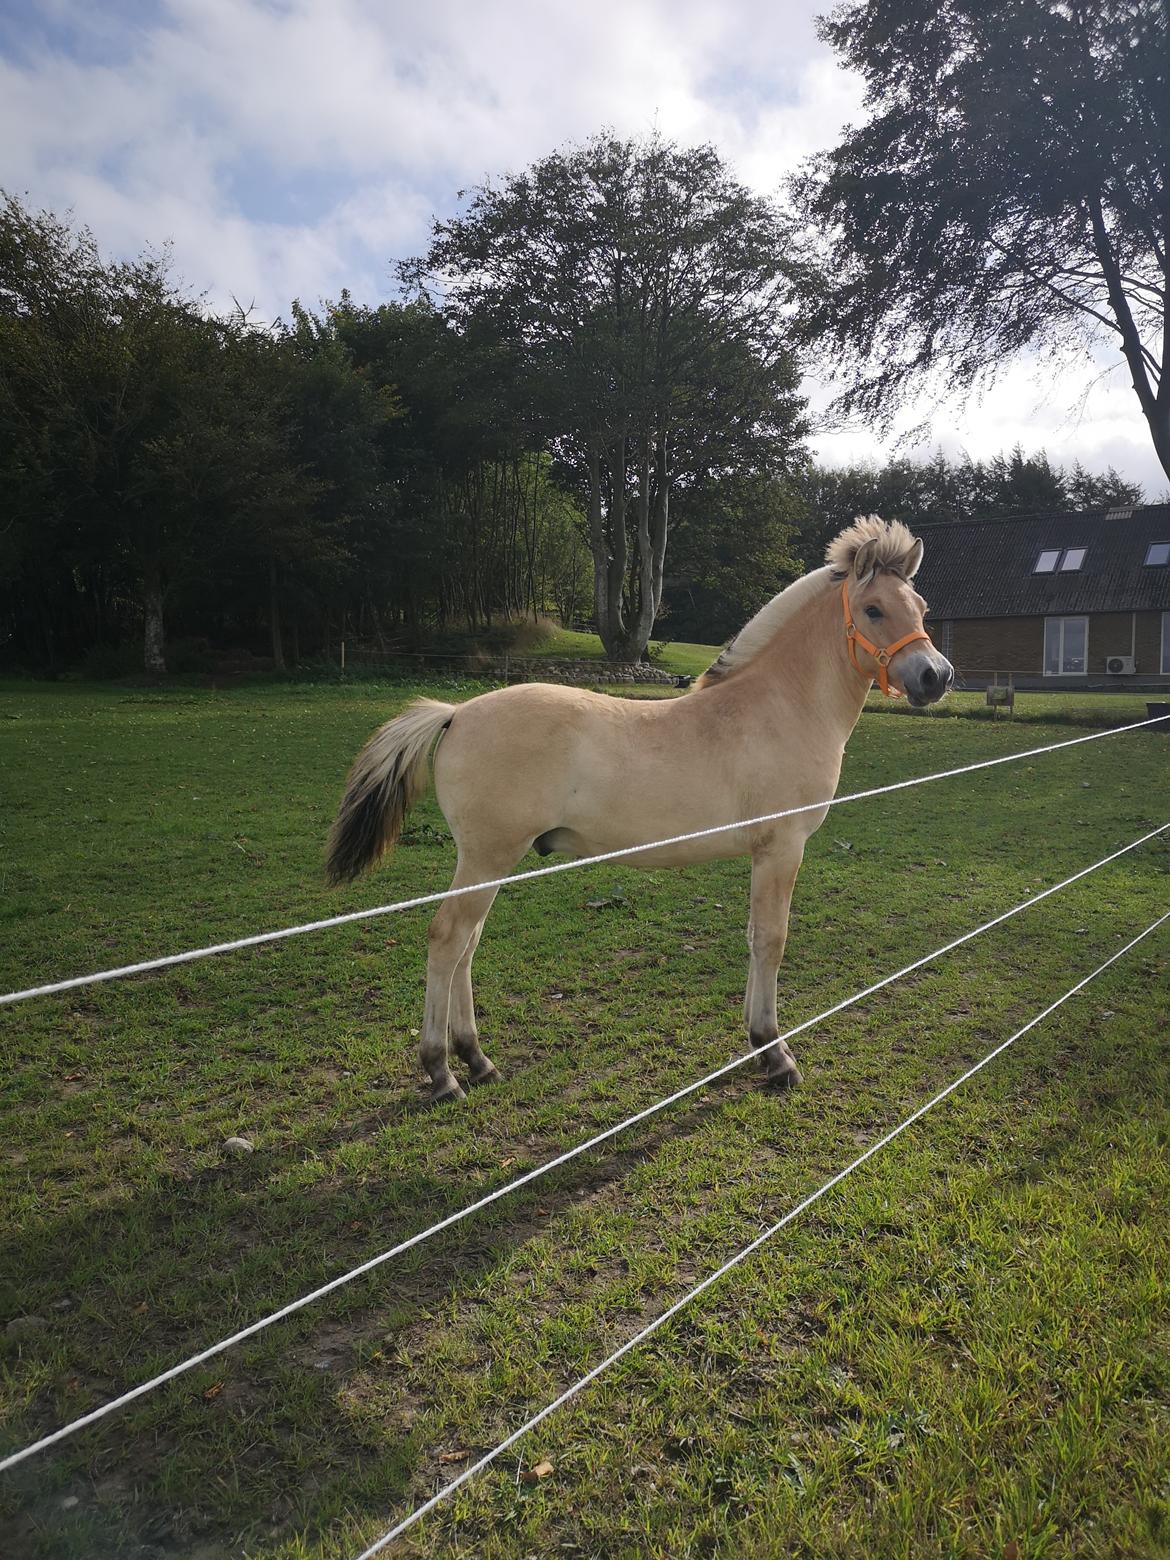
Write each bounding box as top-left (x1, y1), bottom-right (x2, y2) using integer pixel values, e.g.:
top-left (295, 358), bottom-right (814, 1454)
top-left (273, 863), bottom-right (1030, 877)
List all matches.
top-left (1145, 541), bottom-right (1170, 566)
top-left (1034, 547), bottom-right (1085, 573)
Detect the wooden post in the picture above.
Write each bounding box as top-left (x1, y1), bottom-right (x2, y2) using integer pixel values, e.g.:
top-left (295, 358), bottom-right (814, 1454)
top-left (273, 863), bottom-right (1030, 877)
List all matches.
top-left (340, 639), bottom-right (346, 673)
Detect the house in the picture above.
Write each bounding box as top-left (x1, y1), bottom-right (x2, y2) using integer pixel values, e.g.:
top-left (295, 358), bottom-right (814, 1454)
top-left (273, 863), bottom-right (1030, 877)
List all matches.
top-left (913, 504), bottom-right (1170, 689)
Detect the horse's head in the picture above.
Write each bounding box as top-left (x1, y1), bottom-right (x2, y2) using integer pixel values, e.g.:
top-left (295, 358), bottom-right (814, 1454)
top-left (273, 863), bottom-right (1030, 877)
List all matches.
top-left (829, 517), bottom-right (954, 707)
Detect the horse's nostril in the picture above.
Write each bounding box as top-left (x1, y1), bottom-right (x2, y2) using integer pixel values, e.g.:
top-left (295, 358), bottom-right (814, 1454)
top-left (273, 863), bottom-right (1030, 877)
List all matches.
top-left (921, 665), bottom-right (939, 689)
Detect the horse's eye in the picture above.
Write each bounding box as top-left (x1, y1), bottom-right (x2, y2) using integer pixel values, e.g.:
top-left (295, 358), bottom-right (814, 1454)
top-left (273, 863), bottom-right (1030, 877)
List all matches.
top-left (865, 606), bottom-right (883, 621)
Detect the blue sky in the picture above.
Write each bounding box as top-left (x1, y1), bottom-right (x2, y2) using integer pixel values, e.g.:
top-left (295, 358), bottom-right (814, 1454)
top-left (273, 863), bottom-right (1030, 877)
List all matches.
top-left (2, 0), bottom-right (1164, 495)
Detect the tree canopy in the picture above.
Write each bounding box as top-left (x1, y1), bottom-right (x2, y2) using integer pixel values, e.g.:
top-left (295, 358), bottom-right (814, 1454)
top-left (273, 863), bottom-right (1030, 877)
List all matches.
top-left (796, 0), bottom-right (1170, 481)
top-left (405, 132), bottom-right (809, 660)
top-left (0, 196), bottom-right (592, 673)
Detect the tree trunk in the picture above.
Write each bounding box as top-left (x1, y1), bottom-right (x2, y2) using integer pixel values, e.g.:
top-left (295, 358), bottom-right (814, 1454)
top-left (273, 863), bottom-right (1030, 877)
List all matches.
top-left (623, 432), bottom-right (671, 662)
top-left (1087, 195), bottom-right (1170, 483)
top-left (588, 448), bottom-right (616, 651)
top-left (143, 563), bottom-right (166, 675)
top-left (269, 558), bottom-right (286, 672)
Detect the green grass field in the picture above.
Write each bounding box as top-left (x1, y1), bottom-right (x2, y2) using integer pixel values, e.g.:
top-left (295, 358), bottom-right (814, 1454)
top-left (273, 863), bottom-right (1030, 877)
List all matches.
top-left (2, 678), bottom-right (1169, 1559)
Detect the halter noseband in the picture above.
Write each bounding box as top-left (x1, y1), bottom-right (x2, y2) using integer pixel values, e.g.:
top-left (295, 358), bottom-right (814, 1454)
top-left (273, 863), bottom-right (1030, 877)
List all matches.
top-left (841, 575), bottom-right (931, 699)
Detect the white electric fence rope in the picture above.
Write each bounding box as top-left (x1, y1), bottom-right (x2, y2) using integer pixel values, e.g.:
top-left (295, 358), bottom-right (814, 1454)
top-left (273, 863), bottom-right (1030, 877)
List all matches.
top-left (355, 903), bottom-right (1170, 1558)
top-left (2, 818), bottom-right (1166, 1477)
top-left (1, 713), bottom-right (1166, 1009)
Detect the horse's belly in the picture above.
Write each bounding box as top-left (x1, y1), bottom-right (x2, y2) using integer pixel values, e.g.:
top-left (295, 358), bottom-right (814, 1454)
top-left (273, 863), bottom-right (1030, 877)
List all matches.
top-left (547, 818), bottom-right (761, 869)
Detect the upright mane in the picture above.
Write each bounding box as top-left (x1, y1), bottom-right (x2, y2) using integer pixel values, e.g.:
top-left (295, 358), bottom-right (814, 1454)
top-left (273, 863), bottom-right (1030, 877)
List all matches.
top-left (694, 568), bottom-right (831, 688)
top-left (825, 514), bottom-right (918, 577)
top-left (695, 515), bottom-right (922, 689)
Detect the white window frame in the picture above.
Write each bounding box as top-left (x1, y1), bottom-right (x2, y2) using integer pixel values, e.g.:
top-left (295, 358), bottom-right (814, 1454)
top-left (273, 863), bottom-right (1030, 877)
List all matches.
top-left (1162, 612), bottom-right (1170, 676)
top-left (1043, 616), bottom-right (1089, 676)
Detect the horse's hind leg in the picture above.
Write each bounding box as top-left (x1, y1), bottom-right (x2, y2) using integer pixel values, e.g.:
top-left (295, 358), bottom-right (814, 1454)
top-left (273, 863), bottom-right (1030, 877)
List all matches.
top-left (448, 914), bottom-right (500, 1085)
top-left (419, 852), bottom-right (518, 1105)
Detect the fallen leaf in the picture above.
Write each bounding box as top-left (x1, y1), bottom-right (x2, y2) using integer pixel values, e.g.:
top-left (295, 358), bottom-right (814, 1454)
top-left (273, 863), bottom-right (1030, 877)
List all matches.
top-left (202, 1382), bottom-right (224, 1401)
top-left (1003, 1543), bottom-right (1020, 1560)
top-left (500, 1157), bottom-right (516, 1169)
top-left (439, 1450), bottom-right (470, 1464)
top-left (133, 1301), bottom-right (149, 1314)
top-left (521, 1459), bottom-right (554, 1484)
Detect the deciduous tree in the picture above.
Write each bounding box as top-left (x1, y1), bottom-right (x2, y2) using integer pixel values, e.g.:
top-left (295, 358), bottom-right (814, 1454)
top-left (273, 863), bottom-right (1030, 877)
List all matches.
top-left (796, 1), bottom-right (1170, 481)
top-left (405, 133), bottom-right (808, 660)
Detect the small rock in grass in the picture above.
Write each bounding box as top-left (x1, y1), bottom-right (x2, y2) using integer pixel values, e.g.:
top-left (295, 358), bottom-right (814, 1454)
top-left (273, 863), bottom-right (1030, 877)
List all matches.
top-left (61, 1495), bottom-right (80, 1510)
top-left (5, 1315), bottom-right (49, 1341)
top-left (222, 1136), bottom-right (254, 1157)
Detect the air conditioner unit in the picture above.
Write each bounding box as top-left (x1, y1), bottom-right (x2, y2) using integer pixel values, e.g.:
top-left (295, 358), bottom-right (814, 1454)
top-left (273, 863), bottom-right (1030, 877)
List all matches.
top-left (1106, 655), bottom-right (1135, 675)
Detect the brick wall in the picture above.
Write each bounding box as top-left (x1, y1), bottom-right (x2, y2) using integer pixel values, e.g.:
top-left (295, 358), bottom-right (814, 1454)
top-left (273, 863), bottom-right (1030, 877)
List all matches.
top-left (934, 611), bottom-right (1168, 681)
top-left (943, 616), bottom-right (1042, 673)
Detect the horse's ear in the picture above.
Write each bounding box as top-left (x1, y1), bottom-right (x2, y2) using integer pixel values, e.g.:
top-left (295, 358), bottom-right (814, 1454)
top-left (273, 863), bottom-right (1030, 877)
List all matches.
top-left (902, 537), bottom-right (924, 578)
top-left (852, 536), bottom-right (880, 584)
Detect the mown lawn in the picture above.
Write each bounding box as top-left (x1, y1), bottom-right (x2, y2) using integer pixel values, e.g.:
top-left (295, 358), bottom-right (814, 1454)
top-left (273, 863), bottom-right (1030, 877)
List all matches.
top-left (1, 677), bottom-right (1168, 1559)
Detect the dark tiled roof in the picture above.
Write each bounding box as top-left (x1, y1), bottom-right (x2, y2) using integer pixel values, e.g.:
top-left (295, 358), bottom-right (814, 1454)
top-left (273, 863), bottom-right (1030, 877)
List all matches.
top-left (914, 505), bottom-right (1170, 619)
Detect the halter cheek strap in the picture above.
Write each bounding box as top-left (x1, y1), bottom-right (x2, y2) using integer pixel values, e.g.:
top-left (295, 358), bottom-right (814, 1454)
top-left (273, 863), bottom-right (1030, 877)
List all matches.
top-left (841, 576), bottom-right (931, 698)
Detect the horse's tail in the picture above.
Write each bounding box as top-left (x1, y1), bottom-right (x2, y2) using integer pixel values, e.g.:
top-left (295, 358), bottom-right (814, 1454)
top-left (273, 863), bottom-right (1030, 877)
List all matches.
top-left (326, 698), bottom-right (455, 885)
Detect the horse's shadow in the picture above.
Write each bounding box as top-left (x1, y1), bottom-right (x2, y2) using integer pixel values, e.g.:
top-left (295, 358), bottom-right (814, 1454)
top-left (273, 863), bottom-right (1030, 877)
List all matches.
top-left (3, 1013), bottom-right (1161, 1559)
top-left (0, 1047), bottom-right (772, 1558)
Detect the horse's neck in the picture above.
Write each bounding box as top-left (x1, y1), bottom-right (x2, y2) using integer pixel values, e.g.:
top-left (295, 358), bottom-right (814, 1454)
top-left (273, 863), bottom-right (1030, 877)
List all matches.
top-left (736, 578), bottom-right (870, 744)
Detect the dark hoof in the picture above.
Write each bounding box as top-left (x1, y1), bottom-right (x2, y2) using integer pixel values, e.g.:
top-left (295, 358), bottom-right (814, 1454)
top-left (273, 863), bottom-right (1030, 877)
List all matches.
top-left (426, 1081), bottom-right (467, 1108)
top-left (467, 1063), bottom-right (501, 1087)
top-left (764, 1064), bottom-right (803, 1092)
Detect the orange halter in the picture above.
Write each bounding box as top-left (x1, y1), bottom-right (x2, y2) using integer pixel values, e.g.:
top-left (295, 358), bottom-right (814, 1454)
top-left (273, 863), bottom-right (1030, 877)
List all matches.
top-left (841, 576), bottom-right (931, 698)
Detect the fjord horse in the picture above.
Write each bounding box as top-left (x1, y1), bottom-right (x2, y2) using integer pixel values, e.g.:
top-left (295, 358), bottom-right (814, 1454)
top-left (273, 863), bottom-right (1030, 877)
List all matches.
top-left (327, 517), bottom-right (953, 1104)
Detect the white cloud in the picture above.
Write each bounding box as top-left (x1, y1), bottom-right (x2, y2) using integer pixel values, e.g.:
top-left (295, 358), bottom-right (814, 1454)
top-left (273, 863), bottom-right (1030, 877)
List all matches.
top-left (1, 0), bottom-right (1164, 492)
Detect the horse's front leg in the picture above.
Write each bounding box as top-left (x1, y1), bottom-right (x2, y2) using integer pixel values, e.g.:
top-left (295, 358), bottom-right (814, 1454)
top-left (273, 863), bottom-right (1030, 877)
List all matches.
top-left (745, 845), bottom-right (804, 1090)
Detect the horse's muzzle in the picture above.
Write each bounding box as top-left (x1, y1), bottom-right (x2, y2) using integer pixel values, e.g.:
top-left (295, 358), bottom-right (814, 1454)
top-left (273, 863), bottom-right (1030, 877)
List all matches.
top-left (901, 650), bottom-right (954, 707)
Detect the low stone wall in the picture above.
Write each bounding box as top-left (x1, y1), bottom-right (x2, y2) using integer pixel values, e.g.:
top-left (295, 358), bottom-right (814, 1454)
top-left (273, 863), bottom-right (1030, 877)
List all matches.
top-left (497, 657), bottom-right (680, 686)
top-left (338, 645), bottom-right (690, 686)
